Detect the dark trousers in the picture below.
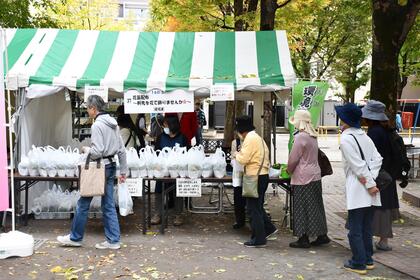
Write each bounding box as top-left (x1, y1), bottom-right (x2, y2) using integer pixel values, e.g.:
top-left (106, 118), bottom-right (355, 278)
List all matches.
top-left (347, 206), bottom-right (374, 269)
top-left (246, 174), bottom-right (276, 244)
top-left (233, 187), bottom-right (246, 225)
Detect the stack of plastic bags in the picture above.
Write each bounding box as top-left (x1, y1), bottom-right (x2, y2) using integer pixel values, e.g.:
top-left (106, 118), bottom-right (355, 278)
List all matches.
top-left (18, 145), bottom-right (82, 177)
top-left (31, 185), bottom-right (81, 215)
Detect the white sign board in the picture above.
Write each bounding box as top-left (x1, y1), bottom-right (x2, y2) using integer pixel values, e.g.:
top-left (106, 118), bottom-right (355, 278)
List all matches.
top-left (124, 89), bottom-right (194, 114)
top-left (85, 85), bottom-right (108, 103)
top-left (176, 178), bottom-right (202, 197)
top-left (125, 178), bottom-right (143, 197)
top-left (210, 84), bottom-right (235, 101)
top-left (84, 85), bottom-right (109, 103)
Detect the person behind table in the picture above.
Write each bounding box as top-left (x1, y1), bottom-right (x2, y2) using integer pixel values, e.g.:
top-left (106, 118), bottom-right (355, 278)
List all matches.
top-left (166, 112), bottom-right (198, 146)
top-left (135, 113), bottom-right (148, 147)
top-left (151, 115), bottom-right (189, 226)
top-left (57, 95), bottom-right (127, 250)
top-left (195, 101), bottom-right (207, 146)
top-left (230, 132), bottom-right (246, 229)
top-left (287, 110), bottom-right (330, 248)
top-left (362, 100), bottom-right (399, 252)
top-left (235, 116), bottom-right (277, 248)
top-left (116, 105), bottom-right (143, 150)
top-left (395, 111), bottom-right (403, 132)
top-left (335, 103), bottom-right (382, 275)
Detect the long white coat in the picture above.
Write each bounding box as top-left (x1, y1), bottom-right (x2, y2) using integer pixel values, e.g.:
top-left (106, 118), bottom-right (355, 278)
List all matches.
top-left (340, 128), bottom-right (382, 210)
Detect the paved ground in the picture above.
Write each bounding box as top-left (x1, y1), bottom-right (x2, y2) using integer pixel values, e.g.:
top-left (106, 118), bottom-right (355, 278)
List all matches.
top-left (1, 134), bottom-right (419, 280)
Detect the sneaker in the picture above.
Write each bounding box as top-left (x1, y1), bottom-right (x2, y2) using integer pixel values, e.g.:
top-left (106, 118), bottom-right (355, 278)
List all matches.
top-left (173, 215), bottom-right (184, 226)
top-left (151, 214), bottom-right (161, 225)
top-left (95, 241), bottom-right (121, 250)
top-left (366, 263), bottom-right (375, 270)
top-left (57, 234), bottom-right (82, 247)
top-left (343, 260), bottom-right (367, 275)
top-left (244, 241), bottom-right (267, 248)
top-left (266, 228), bottom-right (279, 241)
top-left (289, 235), bottom-right (310, 248)
top-left (375, 241), bottom-right (392, 251)
top-left (310, 235), bottom-right (331, 246)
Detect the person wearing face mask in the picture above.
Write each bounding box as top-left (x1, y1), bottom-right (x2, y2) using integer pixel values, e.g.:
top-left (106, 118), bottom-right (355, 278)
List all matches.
top-left (235, 116), bottom-right (277, 248)
top-left (151, 115), bottom-right (189, 226)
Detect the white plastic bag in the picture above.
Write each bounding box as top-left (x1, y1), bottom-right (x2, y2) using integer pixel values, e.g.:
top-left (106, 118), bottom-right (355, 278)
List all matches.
top-left (231, 159), bottom-right (244, 187)
top-left (118, 183), bottom-right (133, 216)
top-left (18, 156), bottom-right (30, 176)
top-left (269, 167), bottom-right (281, 178)
top-left (141, 146), bottom-right (156, 178)
top-left (213, 148), bottom-right (227, 178)
top-left (154, 147), bottom-right (170, 178)
top-left (202, 155), bottom-right (213, 178)
top-left (187, 145), bottom-right (205, 179)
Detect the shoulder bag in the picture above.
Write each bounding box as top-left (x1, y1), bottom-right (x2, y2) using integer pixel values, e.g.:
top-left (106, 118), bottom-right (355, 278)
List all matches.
top-left (350, 134), bottom-right (392, 190)
top-left (79, 154), bottom-right (106, 197)
top-left (242, 137), bottom-right (265, 198)
top-left (318, 148), bottom-right (333, 177)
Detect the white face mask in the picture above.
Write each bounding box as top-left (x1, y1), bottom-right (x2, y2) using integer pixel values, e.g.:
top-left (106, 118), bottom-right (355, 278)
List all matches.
top-left (237, 133), bottom-right (244, 140)
top-left (164, 127), bottom-right (170, 135)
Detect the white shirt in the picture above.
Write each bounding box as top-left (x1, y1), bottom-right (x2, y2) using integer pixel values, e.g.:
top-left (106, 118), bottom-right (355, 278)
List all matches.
top-left (340, 128), bottom-right (382, 210)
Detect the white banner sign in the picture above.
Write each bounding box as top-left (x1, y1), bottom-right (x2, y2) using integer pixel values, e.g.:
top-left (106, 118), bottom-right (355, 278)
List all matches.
top-left (210, 84), bottom-right (235, 101)
top-left (176, 178), bottom-right (202, 197)
top-left (125, 178), bottom-right (143, 197)
top-left (124, 89), bottom-right (194, 114)
top-left (84, 85), bottom-right (109, 102)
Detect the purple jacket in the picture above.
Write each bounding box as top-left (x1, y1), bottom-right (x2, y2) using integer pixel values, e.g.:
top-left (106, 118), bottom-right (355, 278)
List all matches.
top-left (287, 131), bottom-right (321, 185)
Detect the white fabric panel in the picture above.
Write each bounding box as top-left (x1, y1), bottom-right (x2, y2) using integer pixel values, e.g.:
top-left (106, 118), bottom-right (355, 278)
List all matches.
top-left (146, 32), bottom-right (175, 92)
top-left (19, 30), bottom-right (59, 87)
top-left (189, 32), bottom-right (215, 91)
top-left (26, 84), bottom-right (64, 99)
top-left (19, 91), bottom-right (73, 211)
top-left (53, 30), bottom-right (100, 90)
top-left (235, 32), bottom-right (260, 90)
top-left (8, 30), bottom-right (47, 86)
top-left (101, 31), bottom-right (139, 92)
top-left (5, 29), bottom-right (16, 46)
top-left (276, 31), bottom-right (296, 88)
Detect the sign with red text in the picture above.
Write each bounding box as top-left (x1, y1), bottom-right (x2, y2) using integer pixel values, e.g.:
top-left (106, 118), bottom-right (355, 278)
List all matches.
top-left (210, 83), bottom-right (235, 101)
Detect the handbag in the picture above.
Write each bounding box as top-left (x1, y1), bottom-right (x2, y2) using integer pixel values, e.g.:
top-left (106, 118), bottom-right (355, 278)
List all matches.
top-left (242, 137), bottom-right (265, 198)
top-left (318, 148), bottom-right (333, 177)
top-left (79, 154), bottom-right (106, 197)
top-left (350, 134), bottom-right (392, 190)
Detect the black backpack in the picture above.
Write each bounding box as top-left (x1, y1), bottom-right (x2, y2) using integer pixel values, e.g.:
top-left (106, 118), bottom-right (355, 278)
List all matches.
top-left (388, 130), bottom-right (411, 180)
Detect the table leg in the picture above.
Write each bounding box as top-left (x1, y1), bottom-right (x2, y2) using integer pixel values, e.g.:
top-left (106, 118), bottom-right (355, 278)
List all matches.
top-left (25, 181), bottom-right (29, 226)
top-left (142, 180), bottom-right (146, 234)
top-left (160, 184), bottom-right (166, 234)
top-left (147, 180), bottom-right (151, 228)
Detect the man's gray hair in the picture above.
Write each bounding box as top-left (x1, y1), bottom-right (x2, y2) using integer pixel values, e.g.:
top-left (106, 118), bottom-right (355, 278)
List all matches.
top-left (86, 95), bottom-right (106, 111)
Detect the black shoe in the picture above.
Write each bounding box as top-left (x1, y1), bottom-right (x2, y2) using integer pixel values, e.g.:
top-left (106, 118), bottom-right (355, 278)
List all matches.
top-left (244, 241), bottom-right (266, 248)
top-left (266, 228), bottom-right (278, 240)
top-left (232, 223), bottom-right (245, 229)
top-left (289, 235), bottom-right (310, 248)
top-left (310, 235), bottom-right (331, 246)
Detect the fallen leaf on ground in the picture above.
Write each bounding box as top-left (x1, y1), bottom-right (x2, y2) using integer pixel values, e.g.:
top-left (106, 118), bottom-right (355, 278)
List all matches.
top-left (274, 274), bottom-right (283, 279)
top-left (307, 263), bottom-right (314, 267)
top-left (268, 263), bottom-right (278, 266)
top-left (309, 251), bottom-right (316, 254)
top-left (215, 269), bottom-right (226, 273)
top-left (51, 266), bottom-right (64, 273)
top-left (297, 274), bottom-right (304, 280)
top-left (286, 263), bottom-right (293, 268)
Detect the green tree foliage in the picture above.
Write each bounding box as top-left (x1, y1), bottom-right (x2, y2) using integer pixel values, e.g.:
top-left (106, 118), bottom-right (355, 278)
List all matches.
top-left (0, 0), bottom-right (56, 28)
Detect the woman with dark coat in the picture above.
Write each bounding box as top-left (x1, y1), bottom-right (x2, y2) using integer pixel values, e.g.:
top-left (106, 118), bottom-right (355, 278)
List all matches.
top-left (362, 100), bottom-right (399, 251)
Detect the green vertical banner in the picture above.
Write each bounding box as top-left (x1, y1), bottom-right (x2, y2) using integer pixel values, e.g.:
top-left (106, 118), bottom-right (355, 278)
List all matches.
top-left (288, 81), bottom-right (329, 152)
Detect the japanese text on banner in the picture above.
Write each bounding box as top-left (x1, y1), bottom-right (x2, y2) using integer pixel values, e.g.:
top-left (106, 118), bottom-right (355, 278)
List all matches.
top-left (124, 89), bottom-right (194, 114)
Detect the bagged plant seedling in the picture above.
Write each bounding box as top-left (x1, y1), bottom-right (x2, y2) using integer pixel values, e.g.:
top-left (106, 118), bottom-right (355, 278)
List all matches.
top-left (27, 146), bottom-right (41, 176)
top-left (137, 152), bottom-right (147, 178)
top-left (141, 146), bottom-right (156, 178)
top-left (154, 147), bottom-right (170, 178)
top-left (213, 148), bottom-right (227, 178)
top-left (202, 155), bottom-right (214, 178)
top-left (167, 146), bottom-right (180, 178)
top-left (187, 146), bottom-right (205, 179)
top-left (127, 148), bottom-right (140, 177)
top-left (118, 183), bottom-right (133, 216)
top-left (18, 156), bottom-right (30, 176)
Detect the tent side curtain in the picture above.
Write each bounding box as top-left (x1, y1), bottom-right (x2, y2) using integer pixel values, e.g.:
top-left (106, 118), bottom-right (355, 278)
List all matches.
top-left (2, 29), bottom-right (296, 94)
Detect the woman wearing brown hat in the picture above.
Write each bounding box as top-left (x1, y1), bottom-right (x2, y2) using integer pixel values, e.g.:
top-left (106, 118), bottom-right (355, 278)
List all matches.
top-left (287, 110), bottom-right (329, 248)
top-left (362, 100), bottom-right (399, 251)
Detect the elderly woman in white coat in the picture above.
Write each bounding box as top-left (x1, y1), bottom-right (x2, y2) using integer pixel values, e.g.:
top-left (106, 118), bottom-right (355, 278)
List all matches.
top-left (336, 103), bottom-right (382, 275)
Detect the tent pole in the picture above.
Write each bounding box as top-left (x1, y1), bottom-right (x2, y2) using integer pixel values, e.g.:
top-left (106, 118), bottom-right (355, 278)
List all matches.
top-left (272, 92), bottom-right (277, 164)
top-left (2, 28), bottom-right (15, 231)
top-left (411, 103), bottom-right (420, 144)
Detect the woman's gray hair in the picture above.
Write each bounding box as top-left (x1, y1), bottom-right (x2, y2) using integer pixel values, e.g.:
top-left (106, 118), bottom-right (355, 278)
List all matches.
top-left (86, 95), bottom-right (106, 111)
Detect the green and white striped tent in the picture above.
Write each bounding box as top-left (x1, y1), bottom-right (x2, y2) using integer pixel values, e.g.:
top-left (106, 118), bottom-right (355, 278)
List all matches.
top-left (2, 29), bottom-right (296, 96)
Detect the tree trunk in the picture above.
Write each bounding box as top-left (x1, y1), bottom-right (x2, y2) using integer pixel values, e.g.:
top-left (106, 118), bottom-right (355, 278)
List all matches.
top-left (370, 0), bottom-right (420, 122)
top-left (260, 0), bottom-right (277, 30)
top-left (263, 98), bottom-right (273, 159)
top-left (223, 101), bottom-right (236, 147)
top-left (234, 0), bottom-right (244, 31)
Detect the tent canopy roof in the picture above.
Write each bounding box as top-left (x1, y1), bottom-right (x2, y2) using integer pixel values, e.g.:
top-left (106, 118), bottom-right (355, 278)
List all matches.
top-left (3, 29), bottom-right (296, 94)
